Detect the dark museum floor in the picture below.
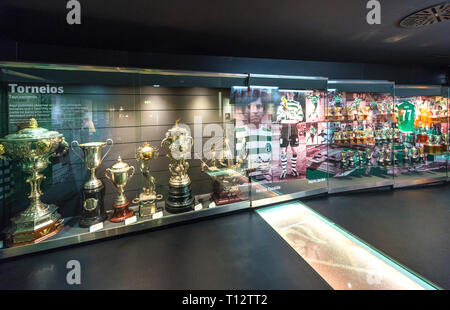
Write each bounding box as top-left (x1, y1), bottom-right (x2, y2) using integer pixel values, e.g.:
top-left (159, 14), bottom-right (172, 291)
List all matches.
top-left (0, 210), bottom-right (331, 290)
top-left (0, 183), bottom-right (449, 290)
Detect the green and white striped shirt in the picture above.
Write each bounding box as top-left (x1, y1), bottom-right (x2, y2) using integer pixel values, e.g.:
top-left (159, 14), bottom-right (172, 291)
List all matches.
top-left (277, 100), bottom-right (304, 124)
top-left (235, 125), bottom-right (272, 169)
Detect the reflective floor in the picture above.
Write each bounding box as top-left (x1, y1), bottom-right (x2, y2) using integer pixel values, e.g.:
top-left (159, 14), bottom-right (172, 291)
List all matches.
top-left (257, 202), bottom-right (439, 290)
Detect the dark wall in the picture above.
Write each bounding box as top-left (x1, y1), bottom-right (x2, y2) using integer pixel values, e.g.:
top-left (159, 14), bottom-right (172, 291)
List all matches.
top-left (0, 40), bottom-right (448, 86)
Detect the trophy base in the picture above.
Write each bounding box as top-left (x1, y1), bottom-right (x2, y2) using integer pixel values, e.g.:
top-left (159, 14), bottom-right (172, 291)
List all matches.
top-left (110, 201), bottom-right (134, 223)
top-left (5, 205), bottom-right (64, 248)
top-left (212, 192), bottom-right (245, 206)
top-left (139, 200), bottom-right (158, 217)
top-left (79, 185), bottom-right (107, 228)
top-left (165, 183), bottom-right (194, 214)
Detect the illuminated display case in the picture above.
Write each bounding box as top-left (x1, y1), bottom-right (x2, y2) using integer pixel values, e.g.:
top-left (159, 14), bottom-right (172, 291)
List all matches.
top-left (0, 62), bottom-right (448, 260)
top-left (326, 80), bottom-right (396, 193)
top-left (232, 75), bottom-right (329, 208)
top-left (393, 85), bottom-right (449, 187)
top-left (0, 62), bottom-right (255, 258)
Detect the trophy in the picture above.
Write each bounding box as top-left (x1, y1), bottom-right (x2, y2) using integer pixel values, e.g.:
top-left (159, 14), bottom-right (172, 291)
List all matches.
top-left (403, 147), bottom-right (409, 166)
top-left (106, 156), bottom-right (135, 222)
top-left (424, 134), bottom-right (443, 155)
top-left (133, 142), bottom-right (163, 217)
top-left (200, 135), bottom-right (248, 206)
top-left (384, 148), bottom-right (392, 167)
top-left (365, 148), bottom-right (372, 166)
top-left (161, 120), bottom-right (195, 213)
top-left (358, 150), bottom-right (364, 167)
top-left (348, 150), bottom-right (355, 168)
top-left (0, 118), bottom-right (68, 247)
top-left (335, 107), bottom-right (344, 121)
top-left (340, 152), bottom-right (347, 170)
top-left (377, 150), bottom-right (385, 167)
top-left (71, 138), bottom-right (113, 227)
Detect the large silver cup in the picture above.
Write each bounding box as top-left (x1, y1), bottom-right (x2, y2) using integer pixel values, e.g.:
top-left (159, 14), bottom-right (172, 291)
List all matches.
top-left (71, 139), bottom-right (113, 189)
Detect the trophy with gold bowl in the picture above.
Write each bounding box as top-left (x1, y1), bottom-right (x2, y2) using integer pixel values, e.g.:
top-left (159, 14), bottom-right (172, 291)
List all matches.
top-left (161, 120), bottom-right (195, 213)
top-left (132, 142), bottom-right (163, 217)
top-left (106, 156), bottom-right (135, 222)
top-left (0, 118), bottom-right (68, 247)
top-left (424, 134), bottom-right (443, 155)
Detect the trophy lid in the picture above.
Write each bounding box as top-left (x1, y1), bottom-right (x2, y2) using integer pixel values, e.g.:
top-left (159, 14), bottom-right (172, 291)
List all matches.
top-left (110, 156), bottom-right (131, 173)
top-left (167, 119), bottom-right (189, 137)
top-left (0, 118), bottom-right (62, 142)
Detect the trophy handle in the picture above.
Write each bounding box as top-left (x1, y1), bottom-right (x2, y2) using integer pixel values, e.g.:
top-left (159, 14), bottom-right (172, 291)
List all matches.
top-left (128, 166), bottom-right (135, 180)
top-left (53, 138), bottom-right (69, 158)
top-left (70, 140), bottom-right (84, 162)
top-left (102, 138), bottom-right (114, 162)
top-left (105, 168), bottom-right (113, 182)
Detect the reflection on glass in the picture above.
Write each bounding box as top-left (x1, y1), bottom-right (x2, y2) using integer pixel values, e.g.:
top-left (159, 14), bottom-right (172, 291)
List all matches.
top-left (257, 202), bottom-right (438, 290)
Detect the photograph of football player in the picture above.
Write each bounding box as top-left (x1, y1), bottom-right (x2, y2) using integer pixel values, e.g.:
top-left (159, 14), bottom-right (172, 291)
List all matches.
top-left (276, 92), bottom-right (304, 179)
top-left (307, 91), bottom-right (322, 121)
top-left (306, 123), bottom-right (318, 145)
top-left (232, 87), bottom-right (274, 181)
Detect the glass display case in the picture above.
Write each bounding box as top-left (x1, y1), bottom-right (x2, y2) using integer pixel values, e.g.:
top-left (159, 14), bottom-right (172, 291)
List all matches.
top-left (393, 85), bottom-right (449, 187)
top-left (0, 62), bottom-right (254, 258)
top-left (239, 75), bottom-right (329, 208)
top-left (326, 80), bottom-right (396, 193)
top-left (0, 61), bottom-right (448, 260)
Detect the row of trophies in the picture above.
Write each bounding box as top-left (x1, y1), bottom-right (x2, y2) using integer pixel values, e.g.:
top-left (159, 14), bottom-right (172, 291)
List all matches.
top-left (325, 104), bottom-right (393, 122)
top-left (333, 128), bottom-right (401, 146)
top-left (340, 146), bottom-right (427, 170)
top-left (0, 119), bottom-right (197, 247)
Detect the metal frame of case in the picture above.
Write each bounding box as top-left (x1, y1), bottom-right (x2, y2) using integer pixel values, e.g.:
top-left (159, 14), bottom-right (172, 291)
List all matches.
top-left (0, 62), bottom-right (448, 260)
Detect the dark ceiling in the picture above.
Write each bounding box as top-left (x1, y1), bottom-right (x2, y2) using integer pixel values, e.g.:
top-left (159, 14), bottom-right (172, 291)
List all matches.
top-left (0, 0), bottom-right (449, 66)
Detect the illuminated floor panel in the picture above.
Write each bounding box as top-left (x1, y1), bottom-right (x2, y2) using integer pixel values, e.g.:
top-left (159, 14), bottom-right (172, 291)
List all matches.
top-left (257, 202), bottom-right (438, 290)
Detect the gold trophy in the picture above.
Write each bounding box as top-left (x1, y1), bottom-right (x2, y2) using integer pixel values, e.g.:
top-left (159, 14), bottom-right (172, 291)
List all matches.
top-left (424, 134), bottom-right (443, 155)
top-left (71, 138), bottom-right (113, 227)
top-left (106, 156), bottom-right (135, 222)
top-left (0, 118), bottom-right (68, 247)
top-left (161, 120), bottom-right (195, 213)
top-left (133, 142), bottom-right (163, 217)
top-left (200, 135), bottom-right (248, 206)
top-left (340, 151), bottom-right (347, 169)
top-left (335, 107), bottom-right (344, 121)
top-left (365, 148), bottom-right (372, 166)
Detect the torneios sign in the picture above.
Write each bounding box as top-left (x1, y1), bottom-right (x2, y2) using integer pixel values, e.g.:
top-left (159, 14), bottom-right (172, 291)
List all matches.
top-left (8, 84), bottom-right (64, 94)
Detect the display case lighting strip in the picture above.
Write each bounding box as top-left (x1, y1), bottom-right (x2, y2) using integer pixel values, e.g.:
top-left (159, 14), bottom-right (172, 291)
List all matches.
top-left (328, 80), bottom-right (394, 85)
top-left (250, 73), bottom-right (327, 81)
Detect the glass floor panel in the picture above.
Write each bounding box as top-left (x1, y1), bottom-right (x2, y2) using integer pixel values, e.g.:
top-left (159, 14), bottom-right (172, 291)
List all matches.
top-left (257, 202), bottom-right (439, 290)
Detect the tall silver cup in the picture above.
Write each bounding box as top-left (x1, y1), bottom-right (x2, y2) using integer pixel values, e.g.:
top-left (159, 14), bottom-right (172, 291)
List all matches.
top-left (71, 139), bottom-right (113, 189)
